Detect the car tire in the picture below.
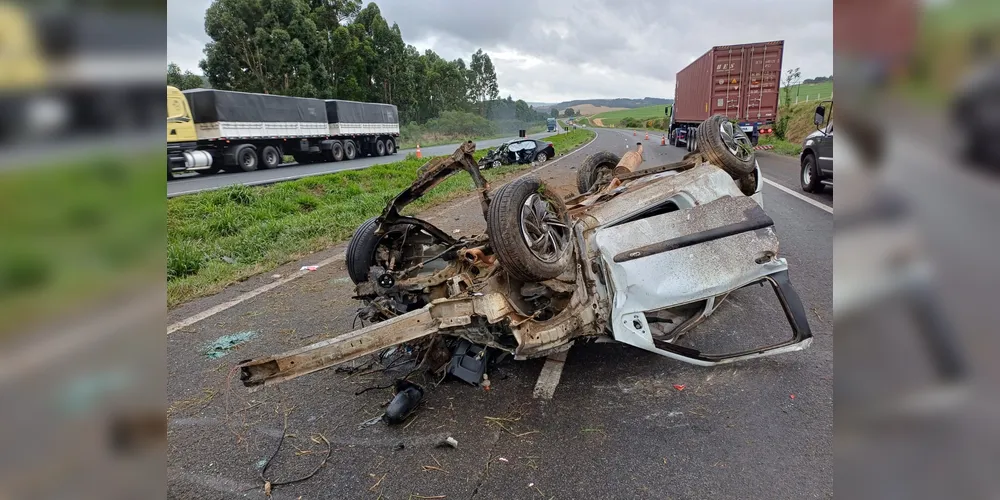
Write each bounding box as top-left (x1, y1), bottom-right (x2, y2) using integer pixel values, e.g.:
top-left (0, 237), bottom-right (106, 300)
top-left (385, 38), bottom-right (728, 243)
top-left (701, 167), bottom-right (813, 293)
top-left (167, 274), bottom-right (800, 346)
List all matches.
top-left (344, 140), bottom-right (357, 160)
top-left (345, 217), bottom-right (419, 285)
top-left (375, 139), bottom-right (386, 157)
top-left (697, 115), bottom-right (756, 176)
top-left (535, 151), bottom-right (548, 163)
top-left (259, 146), bottom-right (281, 169)
top-left (487, 176), bottom-right (573, 282)
top-left (236, 145), bottom-right (258, 172)
top-left (385, 138), bottom-right (396, 155)
top-left (576, 150), bottom-right (621, 193)
top-left (801, 154), bottom-right (821, 193)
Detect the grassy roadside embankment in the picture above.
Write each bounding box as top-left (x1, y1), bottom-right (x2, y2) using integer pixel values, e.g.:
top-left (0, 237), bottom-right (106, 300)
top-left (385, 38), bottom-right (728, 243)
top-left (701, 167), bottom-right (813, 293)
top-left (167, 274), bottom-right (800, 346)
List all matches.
top-left (397, 123), bottom-right (546, 150)
top-left (0, 151), bottom-right (164, 336)
top-left (778, 81), bottom-right (833, 103)
top-left (590, 104), bottom-right (671, 128)
top-left (167, 128), bottom-right (595, 307)
top-left (758, 100), bottom-right (834, 156)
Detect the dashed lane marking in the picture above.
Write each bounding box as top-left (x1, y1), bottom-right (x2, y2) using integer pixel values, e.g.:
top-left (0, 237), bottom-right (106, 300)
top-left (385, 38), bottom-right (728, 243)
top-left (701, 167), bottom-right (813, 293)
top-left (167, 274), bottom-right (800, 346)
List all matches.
top-left (533, 348), bottom-right (570, 399)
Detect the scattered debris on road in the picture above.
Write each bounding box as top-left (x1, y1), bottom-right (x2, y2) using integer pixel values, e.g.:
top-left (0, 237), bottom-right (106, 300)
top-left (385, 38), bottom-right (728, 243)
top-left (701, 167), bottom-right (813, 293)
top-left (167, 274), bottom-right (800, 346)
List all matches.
top-left (436, 436), bottom-right (459, 449)
top-left (236, 123), bottom-right (813, 424)
top-left (383, 379), bottom-right (424, 424)
top-left (300, 265), bottom-right (319, 271)
top-left (203, 331), bottom-right (256, 358)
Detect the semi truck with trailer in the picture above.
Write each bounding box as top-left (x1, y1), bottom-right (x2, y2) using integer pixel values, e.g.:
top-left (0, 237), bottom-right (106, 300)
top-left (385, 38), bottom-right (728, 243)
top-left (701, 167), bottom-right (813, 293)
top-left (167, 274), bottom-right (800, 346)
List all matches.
top-left (1, 5), bottom-right (162, 143)
top-left (668, 40), bottom-right (784, 150)
top-left (546, 117), bottom-right (557, 132)
top-left (167, 86), bottom-right (400, 179)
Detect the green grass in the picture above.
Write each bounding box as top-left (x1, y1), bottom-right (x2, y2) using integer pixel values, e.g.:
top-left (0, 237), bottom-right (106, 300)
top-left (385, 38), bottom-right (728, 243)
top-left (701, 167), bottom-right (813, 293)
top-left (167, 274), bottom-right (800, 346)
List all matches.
top-left (758, 135), bottom-right (803, 157)
top-left (397, 124), bottom-right (546, 150)
top-left (780, 82), bottom-right (834, 103)
top-left (0, 151), bottom-right (164, 336)
top-left (167, 128), bottom-right (595, 307)
top-left (590, 104), bottom-right (672, 127)
top-left (545, 128), bottom-right (595, 153)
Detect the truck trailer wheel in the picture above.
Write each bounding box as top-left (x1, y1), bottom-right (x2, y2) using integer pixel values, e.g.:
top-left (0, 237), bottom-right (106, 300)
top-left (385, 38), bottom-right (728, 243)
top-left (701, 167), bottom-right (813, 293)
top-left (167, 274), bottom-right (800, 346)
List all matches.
top-left (375, 139), bottom-right (386, 157)
top-left (697, 115), bottom-right (755, 176)
top-left (331, 142), bottom-right (345, 161)
top-left (487, 176), bottom-right (573, 283)
top-left (385, 138), bottom-right (396, 155)
top-left (344, 141), bottom-right (357, 160)
top-left (576, 151), bottom-right (621, 194)
top-left (259, 146), bottom-right (281, 169)
top-left (236, 146), bottom-right (258, 172)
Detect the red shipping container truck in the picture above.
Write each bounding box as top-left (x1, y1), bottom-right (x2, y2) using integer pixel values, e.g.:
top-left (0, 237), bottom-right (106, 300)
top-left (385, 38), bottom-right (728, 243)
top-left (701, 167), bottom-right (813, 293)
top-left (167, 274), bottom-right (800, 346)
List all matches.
top-left (669, 40), bottom-right (784, 149)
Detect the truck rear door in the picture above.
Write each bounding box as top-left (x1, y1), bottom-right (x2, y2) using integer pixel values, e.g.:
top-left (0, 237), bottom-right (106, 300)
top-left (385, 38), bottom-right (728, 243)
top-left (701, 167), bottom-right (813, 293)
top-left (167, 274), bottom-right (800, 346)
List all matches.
top-left (740, 43), bottom-right (783, 124)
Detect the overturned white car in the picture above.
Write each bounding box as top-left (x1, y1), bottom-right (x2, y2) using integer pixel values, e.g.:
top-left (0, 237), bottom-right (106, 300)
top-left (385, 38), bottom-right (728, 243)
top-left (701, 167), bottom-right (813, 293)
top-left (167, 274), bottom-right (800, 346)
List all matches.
top-left (238, 115), bottom-right (812, 415)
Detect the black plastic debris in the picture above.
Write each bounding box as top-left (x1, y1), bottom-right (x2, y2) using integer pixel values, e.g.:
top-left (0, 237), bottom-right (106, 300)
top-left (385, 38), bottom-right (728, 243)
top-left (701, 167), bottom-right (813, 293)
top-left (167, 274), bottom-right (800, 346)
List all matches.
top-left (447, 340), bottom-right (492, 386)
top-left (383, 379), bottom-right (424, 425)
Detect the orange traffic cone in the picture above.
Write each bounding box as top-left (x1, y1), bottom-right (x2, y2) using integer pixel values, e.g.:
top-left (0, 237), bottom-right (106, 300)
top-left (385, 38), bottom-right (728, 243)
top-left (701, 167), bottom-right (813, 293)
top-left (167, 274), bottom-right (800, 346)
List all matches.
top-left (415, 144), bottom-right (422, 159)
top-left (661, 135), bottom-right (666, 146)
top-left (645, 132), bottom-right (649, 140)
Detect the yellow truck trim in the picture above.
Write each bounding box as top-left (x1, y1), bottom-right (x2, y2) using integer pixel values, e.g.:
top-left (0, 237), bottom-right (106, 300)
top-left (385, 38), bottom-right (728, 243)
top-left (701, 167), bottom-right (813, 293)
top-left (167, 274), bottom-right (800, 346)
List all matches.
top-left (167, 86), bottom-right (198, 143)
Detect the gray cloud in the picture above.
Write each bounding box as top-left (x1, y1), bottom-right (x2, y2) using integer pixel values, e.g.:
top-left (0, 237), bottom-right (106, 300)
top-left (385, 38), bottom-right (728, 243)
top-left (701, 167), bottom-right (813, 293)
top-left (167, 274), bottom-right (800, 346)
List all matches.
top-left (168, 0), bottom-right (832, 103)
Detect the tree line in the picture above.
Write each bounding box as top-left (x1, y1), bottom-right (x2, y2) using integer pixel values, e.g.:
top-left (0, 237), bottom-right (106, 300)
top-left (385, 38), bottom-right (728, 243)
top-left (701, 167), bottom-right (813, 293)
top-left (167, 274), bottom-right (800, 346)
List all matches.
top-left (169, 0), bottom-right (546, 126)
top-left (802, 75), bottom-right (833, 84)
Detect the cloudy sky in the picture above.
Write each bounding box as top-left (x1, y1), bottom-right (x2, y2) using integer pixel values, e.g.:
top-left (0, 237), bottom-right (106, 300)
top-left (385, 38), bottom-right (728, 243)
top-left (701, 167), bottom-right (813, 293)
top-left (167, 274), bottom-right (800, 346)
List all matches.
top-left (168, 0), bottom-right (832, 104)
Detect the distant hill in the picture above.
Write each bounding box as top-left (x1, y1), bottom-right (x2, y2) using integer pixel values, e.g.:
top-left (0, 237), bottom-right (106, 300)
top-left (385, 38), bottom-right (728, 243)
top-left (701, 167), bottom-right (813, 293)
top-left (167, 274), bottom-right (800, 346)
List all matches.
top-left (532, 97), bottom-right (673, 111)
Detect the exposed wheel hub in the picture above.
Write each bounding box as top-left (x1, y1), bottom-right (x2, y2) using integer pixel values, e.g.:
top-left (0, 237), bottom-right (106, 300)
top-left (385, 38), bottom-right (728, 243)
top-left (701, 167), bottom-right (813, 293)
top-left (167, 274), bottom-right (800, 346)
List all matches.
top-left (519, 193), bottom-right (569, 263)
top-left (720, 121), bottom-right (754, 162)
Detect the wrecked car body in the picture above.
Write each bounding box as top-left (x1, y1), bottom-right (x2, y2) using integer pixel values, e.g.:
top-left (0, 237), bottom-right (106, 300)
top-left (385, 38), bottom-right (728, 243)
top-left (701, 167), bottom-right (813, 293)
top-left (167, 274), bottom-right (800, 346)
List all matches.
top-left (477, 138), bottom-right (554, 169)
top-left (238, 114), bottom-right (812, 396)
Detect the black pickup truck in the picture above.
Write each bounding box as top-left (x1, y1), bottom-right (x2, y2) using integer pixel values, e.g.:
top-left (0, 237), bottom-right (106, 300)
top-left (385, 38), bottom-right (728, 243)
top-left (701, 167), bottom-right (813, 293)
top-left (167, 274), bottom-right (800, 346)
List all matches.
top-left (800, 102), bottom-right (833, 193)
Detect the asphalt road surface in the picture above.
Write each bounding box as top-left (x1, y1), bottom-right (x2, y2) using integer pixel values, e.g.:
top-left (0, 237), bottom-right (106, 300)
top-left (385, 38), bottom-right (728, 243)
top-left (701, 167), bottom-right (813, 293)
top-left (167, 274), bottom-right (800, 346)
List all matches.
top-left (167, 128), bottom-right (562, 197)
top-left (167, 126), bottom-right (832, 499)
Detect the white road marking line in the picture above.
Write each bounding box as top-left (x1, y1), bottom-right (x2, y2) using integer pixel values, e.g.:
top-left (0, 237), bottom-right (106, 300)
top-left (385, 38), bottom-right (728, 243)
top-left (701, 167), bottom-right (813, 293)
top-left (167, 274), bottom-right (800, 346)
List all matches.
top-left (532, 348), bottom-right (570, 399)
top-left (167, 252), bottom-right (345, 334)
top-left (0, 290), bottom-right (162, 385)
top-left (763, 178), bottom-right (833, 214)
top-left (168, 131), bottom-right (603, 333)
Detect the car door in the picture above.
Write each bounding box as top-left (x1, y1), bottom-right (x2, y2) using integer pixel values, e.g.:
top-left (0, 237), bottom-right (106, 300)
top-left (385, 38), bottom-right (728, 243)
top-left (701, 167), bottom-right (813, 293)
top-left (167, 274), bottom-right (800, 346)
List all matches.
top-left (816, 121), bottom-right (833, 176)
top-left (528, 140), bottom-right (542, 159)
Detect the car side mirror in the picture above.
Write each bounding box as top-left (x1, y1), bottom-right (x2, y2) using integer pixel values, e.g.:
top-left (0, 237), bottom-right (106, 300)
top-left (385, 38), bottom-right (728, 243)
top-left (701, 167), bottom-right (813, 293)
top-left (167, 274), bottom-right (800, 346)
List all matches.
top-left (814, 106), bottom-right (826, 128)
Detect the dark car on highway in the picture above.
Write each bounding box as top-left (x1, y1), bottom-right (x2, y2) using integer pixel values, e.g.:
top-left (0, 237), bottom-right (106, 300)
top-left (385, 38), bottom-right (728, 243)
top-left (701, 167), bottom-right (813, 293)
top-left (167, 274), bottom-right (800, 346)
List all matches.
top-left (800, 103), bottom-right (833, 192)
top-left (478, 138), bottom-right (555, 169)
